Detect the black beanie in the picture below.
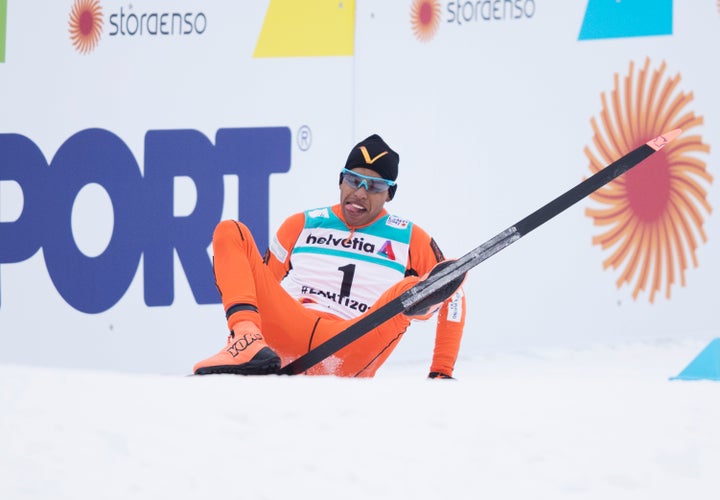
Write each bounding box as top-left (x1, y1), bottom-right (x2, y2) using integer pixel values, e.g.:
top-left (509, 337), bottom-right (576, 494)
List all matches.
top-left (343, 134), bottom-right (399, 182)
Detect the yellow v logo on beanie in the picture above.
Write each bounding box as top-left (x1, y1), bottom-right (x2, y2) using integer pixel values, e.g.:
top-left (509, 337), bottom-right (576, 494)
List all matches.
top-left (343, 134), bottom-right (399, 188)
top-left (359, 146), bottom-right (389, 165)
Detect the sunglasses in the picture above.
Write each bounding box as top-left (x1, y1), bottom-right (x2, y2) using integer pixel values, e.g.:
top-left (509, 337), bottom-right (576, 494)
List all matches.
top-left (341, 168), bottom-right (396, 193)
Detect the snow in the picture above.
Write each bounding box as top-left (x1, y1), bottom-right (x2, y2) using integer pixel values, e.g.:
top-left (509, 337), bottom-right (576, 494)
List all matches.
top-left (2, 339), bottom-right (719, 500)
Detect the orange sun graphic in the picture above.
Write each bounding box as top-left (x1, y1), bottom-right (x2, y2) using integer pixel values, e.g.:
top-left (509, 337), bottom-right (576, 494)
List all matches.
top-left (584, 58), bottom-right (712, 303)
top-left (69, 0), bottom-right (104, 54)
top-left (410, 0), bottom-right (441, 42)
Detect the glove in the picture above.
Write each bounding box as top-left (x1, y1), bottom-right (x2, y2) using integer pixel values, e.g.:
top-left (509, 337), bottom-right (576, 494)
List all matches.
top-left (428, 371), bottom-right (455, 380)
top-left (404, 259), bottom-right (465, 319)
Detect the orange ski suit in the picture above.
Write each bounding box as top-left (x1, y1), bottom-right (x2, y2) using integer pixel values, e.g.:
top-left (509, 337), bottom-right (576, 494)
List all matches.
top-left (212, 204), bottom-right (466, 377)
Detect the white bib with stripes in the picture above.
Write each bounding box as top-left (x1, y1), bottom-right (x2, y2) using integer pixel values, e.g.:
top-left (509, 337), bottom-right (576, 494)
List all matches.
top-left (280, 207), bottom-right (413, 319)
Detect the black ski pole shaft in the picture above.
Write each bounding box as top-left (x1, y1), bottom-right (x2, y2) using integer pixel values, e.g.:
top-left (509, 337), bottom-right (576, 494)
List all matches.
top-left (278, 129), bottom-right (682, 375)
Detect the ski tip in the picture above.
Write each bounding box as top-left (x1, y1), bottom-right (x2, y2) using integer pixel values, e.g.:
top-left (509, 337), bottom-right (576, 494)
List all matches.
top-left (647, 128), bottom-right (682, 151)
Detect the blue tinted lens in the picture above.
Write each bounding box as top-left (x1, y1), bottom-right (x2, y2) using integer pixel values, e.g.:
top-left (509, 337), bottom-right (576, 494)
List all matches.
top-left (342, 169), bottom-right (394, 193)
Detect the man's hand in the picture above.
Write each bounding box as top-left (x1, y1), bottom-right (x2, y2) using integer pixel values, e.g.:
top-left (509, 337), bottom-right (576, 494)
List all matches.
top-left (404, 259), bottom-right (465, 319)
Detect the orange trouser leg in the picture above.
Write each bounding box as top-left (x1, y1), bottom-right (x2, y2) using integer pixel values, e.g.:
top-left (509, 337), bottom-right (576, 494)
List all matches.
top-left (212, 219), bottom-right (265, 328)
top-left (303, 276), bottom-right (420, 377)
top-left (213, 219), bottom-right (420, 377)
top-left (212, 220), bottom-right (324, 363)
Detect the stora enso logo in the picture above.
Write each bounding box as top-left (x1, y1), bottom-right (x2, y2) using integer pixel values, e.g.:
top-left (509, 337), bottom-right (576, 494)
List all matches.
top-left (68, 0), bottom-right (104, 54)
top-left (583, 58), bottom-right (711, 303)
top-left (68, 0), bottom-right (207, 54)
top-left (409, 0), bottom-right (535, 41)
top-left (409, 0), bottom-right (673, 42)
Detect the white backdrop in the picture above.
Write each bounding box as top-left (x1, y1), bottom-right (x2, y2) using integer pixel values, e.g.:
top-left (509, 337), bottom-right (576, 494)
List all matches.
top-left (1, 1), bottom-right (717, 375)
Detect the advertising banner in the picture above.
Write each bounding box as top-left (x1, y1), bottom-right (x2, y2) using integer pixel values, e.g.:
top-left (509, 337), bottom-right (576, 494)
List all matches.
top-left (1, 1), bottom-right (717, 375)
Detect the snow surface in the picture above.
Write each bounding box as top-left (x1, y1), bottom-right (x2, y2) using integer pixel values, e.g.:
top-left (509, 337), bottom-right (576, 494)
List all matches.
top-left (2, 338), bottom-right (719, 500)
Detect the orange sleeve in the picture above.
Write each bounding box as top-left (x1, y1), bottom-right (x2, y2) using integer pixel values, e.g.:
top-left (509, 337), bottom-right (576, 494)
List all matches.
top-left (408, 225), bottom-right (467, 378)
top-left (264, 212), bottom-right (305, 282)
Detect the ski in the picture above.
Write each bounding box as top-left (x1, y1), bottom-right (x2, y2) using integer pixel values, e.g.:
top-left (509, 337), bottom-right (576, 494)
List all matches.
top-left (278, 129), bottom-right (683, 375)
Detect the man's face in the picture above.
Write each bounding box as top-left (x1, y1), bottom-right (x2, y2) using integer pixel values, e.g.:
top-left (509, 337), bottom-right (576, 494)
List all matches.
top-left (339, 167), bottom-right (392, 227)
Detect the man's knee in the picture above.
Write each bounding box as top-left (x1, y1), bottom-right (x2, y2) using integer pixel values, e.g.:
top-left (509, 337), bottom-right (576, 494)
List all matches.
top-left (214, 219), bottom-right (250, 245)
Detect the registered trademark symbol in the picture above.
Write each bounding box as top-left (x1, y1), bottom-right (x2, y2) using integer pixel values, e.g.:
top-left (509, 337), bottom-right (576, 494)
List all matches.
top-left (297, 125), bottom-right (312, 151)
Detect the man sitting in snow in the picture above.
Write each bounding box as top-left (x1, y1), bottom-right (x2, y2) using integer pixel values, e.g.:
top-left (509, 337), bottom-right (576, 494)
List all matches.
top-left (193, 134), bottom-right (466, 378)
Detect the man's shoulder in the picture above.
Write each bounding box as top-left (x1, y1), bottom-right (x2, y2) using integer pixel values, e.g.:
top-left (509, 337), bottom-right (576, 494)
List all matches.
top-left (303, 206), bottom-right (333, 220)
top-left (280, 206), bottom-right (333, 225)
top-left (295, 205), bottom-right (348, 230)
